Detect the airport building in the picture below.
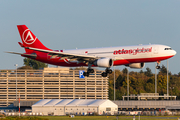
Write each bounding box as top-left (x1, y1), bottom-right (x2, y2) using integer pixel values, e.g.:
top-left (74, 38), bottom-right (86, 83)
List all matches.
top-left (0, 68), bottom-right (108, 107)
top-left (114, 100), bottom-right (180, 111)
top-left (1, 67), bottom-right (180, 115)
top-left (32, 99), bottom-right (118, 115)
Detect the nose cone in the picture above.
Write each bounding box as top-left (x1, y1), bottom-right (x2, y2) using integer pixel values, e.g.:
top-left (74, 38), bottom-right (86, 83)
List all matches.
top-left (172, 50), bottom-right (177, 56)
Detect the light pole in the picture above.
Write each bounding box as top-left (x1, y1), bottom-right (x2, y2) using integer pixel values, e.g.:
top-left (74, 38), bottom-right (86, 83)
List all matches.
top-left (114, 66), bottom-right (115, 101)
top-left (15, 64), bottom-right (18, 101)
top-left (127, 67), bottom-right (129, 101)
top-left (170, 87), bottom-right (174, 100)
top-left (167, 60), bottom-right (169, 97)
top-left (19, 90), bottom-right (20, 117)
top-left (155, 63), bottom-right (157, 93)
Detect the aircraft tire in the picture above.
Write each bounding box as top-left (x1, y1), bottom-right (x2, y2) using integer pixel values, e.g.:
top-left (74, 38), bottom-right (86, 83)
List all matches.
top-left (83, 72), bottom-right (89, 77)
top-left (107, 69), bottom-right (112, 74)
top-left (156, 66), bottom-right (160, 69)
top-left (87, 69), bottom-right (94, 73)
top-left (101, 72), bottom-right (107, 77)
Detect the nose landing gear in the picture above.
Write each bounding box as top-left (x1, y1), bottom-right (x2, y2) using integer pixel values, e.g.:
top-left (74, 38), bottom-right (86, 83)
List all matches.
top-left (156, 61), bottom-right (161, 69)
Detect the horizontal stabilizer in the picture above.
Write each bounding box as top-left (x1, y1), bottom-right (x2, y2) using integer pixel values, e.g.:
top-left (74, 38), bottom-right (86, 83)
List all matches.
top-left (5, 51), bottom-right (37, 58)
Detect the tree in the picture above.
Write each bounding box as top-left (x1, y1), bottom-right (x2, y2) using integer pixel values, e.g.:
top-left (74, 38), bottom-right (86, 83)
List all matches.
top-left (116, 74), bottom-right (126, 89)
top-left (122, 68), bottom-right (128, 74)
top-left (108, 85), bottom-right (114, 100)
top-left (23, 58), bottom-right (48, 69)
top-left (107, 66), bottom-right (180, 100)
top-left (178, 72), bottom-right (180, 76)
top-left (144, 67), bottom-right (153, 77)
top-left (108, 70), bottom-right (121, 100)
top-left (144, 82), bottom-right (154, 93)
top-left (18, 65), bottom-right (33, 70)
top-left (139, 70), bottom-right (144, 74)
top-left (160, 65), bottom-right (167, 75)
top-left (147, 76), bottom-right (155, 84)
top-left (116, 89), bottom-right (122, 100)
top-left (157, 74), bottom-right (167, 94)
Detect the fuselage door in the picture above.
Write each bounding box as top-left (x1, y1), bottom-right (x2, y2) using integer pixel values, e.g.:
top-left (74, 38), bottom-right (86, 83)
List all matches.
top-left (153, 46), bottom-right (159, 54)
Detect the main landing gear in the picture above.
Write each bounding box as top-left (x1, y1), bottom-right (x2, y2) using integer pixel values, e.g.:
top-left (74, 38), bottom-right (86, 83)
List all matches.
top-left (156, 61), bottom-right (161, 69)
top-left (83, 68), bottom-right (112, 77)
top-left (101, 68), bottom-right (112, 77)
top-left (83, 68), bottom-right (94, 77)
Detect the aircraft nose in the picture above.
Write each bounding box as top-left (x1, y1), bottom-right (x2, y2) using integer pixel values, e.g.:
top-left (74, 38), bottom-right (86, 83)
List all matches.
top-left (172, 50), bottom-right (177, 56)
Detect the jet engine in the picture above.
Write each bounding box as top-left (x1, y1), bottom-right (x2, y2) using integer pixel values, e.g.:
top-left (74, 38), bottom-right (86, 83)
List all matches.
top-left (93, 58), bottom-right (112, 68)
top-left (125, 63), bottom-right (145, 69)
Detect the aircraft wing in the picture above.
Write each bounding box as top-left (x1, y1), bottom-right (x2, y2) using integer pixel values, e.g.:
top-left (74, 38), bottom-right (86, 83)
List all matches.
top-left (24, 46), bottom-right (97, 61)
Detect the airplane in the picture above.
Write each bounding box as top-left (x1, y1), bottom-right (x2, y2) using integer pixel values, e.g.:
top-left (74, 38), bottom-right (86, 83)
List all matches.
top-left (6, 25), bottom-right (177, 77)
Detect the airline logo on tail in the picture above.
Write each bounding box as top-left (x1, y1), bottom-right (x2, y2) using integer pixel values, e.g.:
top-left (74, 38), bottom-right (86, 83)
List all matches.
top-left (22, 29), bottom-right (37, 45)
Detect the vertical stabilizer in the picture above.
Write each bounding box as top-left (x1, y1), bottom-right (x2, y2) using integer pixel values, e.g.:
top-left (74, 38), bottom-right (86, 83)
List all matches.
top-left (17, 25), bottom-right (50, 53)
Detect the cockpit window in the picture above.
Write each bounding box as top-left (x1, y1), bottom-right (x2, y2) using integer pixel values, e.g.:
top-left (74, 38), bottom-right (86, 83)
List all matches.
top-left (164, 48), bottom-right (172, 50)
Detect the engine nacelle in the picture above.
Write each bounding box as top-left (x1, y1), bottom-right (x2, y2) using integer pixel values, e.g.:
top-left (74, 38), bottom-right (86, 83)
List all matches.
top-left (125, 63), bottom-right (145, 69)
top-left (94, 58), bottom-right (112, 68)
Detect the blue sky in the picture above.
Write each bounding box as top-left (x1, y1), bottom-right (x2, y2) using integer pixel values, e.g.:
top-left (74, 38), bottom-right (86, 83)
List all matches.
top-left (0, 0), bottom-right (179, 74)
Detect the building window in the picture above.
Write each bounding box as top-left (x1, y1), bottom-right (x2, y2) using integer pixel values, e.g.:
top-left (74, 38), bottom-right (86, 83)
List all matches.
top-left (106, 108), bottom-right (111, 111)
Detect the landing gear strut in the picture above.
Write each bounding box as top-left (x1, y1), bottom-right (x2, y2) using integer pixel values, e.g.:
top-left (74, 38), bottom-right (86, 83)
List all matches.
top-left (156, 61), bottom-right (161, 69)
top-left (83, 61), bottom-right (113, 77)
top-left (83, 68), bottom-right (112, 77)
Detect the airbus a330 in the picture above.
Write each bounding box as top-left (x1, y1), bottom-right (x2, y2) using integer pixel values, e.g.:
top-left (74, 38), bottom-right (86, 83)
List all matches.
top-left (7, 25), bottom-right (177, 77)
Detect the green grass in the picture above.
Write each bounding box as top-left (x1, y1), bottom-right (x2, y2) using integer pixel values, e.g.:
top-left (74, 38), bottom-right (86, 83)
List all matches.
top-left (2, 116), bottom-right (180, 120)
top-left (38, 116), bottom-right (180, 120)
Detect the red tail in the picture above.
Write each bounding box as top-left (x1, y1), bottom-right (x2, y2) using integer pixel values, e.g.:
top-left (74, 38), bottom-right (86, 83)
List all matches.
top-left (17, 25), bottom-right (50, 53)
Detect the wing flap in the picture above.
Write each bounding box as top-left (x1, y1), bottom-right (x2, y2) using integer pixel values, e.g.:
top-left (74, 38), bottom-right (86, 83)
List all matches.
top-left (24, 47), bottom-right (97, 60)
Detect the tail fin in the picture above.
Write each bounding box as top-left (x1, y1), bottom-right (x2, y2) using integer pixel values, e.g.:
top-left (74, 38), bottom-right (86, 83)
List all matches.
top-left (17, 25), bottom-right (50, 53)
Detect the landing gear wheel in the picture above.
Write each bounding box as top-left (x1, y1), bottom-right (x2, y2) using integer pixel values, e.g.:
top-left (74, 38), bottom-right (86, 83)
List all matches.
top-left (107, 69), bottom-right (112, 74)
top-left (101, 72), bottom-right (107, 77)
top-left (156, 66), bottom-right (160, 69)
top-left (83, 72), bottom-right (89, 77)
top-left (105, 68), bottom-right (112, 74)
top-left (156, 61), bottom-right (161, 69)
top-left (87, 69), bottom-right (94, 73)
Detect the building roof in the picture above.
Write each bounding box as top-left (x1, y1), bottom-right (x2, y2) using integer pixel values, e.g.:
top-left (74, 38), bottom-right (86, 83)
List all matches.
top-left (32, 99), bottom-right (51, 106)
top-left (44, 99), bottom-right (63, 106)
top-left (32, 99), bottom-right (117, 107)
top-left (55, 99), bottom-right (73, 106)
